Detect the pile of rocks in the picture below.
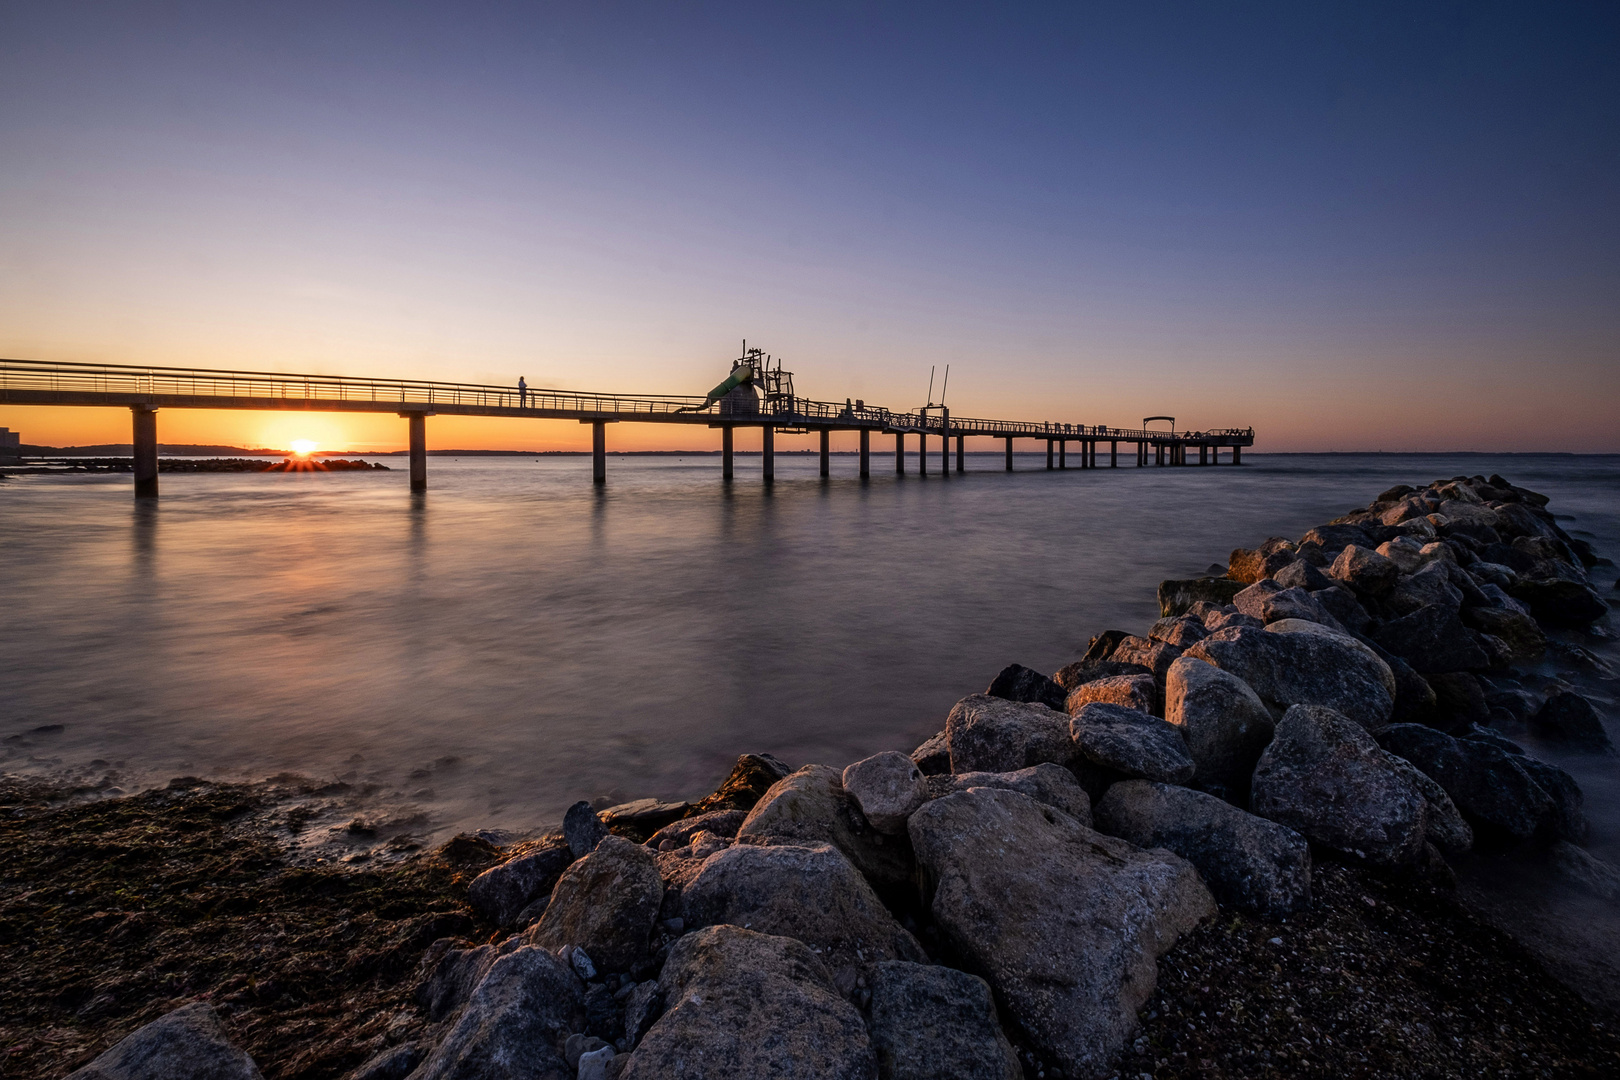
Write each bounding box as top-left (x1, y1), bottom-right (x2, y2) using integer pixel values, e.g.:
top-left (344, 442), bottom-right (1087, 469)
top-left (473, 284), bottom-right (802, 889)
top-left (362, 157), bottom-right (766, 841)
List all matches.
top-left (68, 474), bottom-right (1615, 1080)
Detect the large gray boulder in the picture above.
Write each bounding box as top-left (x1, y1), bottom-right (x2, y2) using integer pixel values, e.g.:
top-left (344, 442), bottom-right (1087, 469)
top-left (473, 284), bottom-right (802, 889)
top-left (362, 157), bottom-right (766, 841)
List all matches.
top-left (908, 788), bottom-right (1214, 1077)
top-left (985, 663), bottom-right (1068, 711)
top-left (944, 694), bottom-right (1074, 774)
top-left (1531, 691), bottom-right (1616, 754)
top-left (1163, 656), bottom-right (1274, 801)
top-left (1110, 636), bottom-right (1184, 681)
top-left (842, 752), bottom-right (929, 834)
top-left (1386, 561), bottom-right (1464, 617)
top-left (736, 765), bottom-right (915, 888)
top-left (1250, 704), bottom-right (1443, 866)
top-left (1378, 723), bottom-right (1557, 841)
top-left (467, 837), bottom-right (573, 927)
top-left (868, 961), bottom-right (1021, 1080)
top-left (1372, 603), bottom-right (1490, 674)
top-left (1064, 674), bottom-right (1157, 716)
top-left (417, 944), bottom-right (499, 1022)
top-left (1093, 780), bottom-right (1311, 918)
top-left (1068, 702), bottom-right (1195, 785)
top-left (1232, 580), bottom-right (1344, 630)
top-left (65, 1003), bottom-right (262, 1080)
top-left (408, 947), bottom-right (584, 1080)
top-left (617, 925), bottom-right (876, 1080)
top-left (1184, 623), bottom-right (1395, 732)
top-left (523, 835), bottom-right (663, 971)
top-left (931, 762), bottom-right (1092, 827)
top-left (680, 842), bottom-right (925, 989)
top-left (1329, 544), bottom-right (1399, 596)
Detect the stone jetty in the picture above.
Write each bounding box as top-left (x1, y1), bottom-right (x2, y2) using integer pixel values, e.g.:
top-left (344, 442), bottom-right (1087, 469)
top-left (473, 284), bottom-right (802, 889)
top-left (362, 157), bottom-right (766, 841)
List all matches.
top-left (40, 472), bottom-right (1620, 1079)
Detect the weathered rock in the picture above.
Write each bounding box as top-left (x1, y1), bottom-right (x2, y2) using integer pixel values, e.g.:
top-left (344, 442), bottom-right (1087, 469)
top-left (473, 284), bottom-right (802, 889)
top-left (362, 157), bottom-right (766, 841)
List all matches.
top-left (1329, 545), bottom-right (1399, 596)
top-left (65, 1002), bottom-right (263, 1080)
top-left (410, 947), bottom-right (584, 1080)
top-left (1531, 691), bottom-right (1616, 754)
top-left (1461, 604), bottom-right (1547, 658)
top-left (1233, 580), bottom-right (1344, 629)
top-left (1052, 658), bottom-right (1153, 691)
top-left (1549, 842), bottom-right (1620, 901)
top-left (524, 835), bottom-right (663, 971)
top-left (601, 800), bottom-right (691, 842)
top-left (418, 944), bottom-right (500, 1021)
top-left (1081, 629), bottom-right (1135, 662)
top-left (1094, 780), bottom-right (1311, 918)
top-left (1311, 585), bottom-right (1371, 634)
top-left (1375, 536), bottom-right (1428, 573)
top-left (1111, 636), bottom-right (1184, 681)
top-left (576, 1047), bottom-right (614, 1080)
top-left (685, 753), bottom-right (794, 816)
top-left (944, 694), bottom-right (1074, 774)
top-left (908, 788), bottom-right (1214, 1077)
top-left (1426, 672), bottom-right (1490, 732)
top-left (986, 663), bottom-right (1068, 711)
top-left (682, 842), bottom-right (925, 985)
top-left (736, 765), bottom-right (915, 889)
top-left (1301, 523), bottom-right (1379, 552)
top-left (618, 925), bottom-right (876, 1080)
top-left (1250, 704), bottom-right (1435, 866)
top-left (868, 961), bottom-right (1021, 1080)
top-left (1273, 558), bottom-right (1334, 592)
top-left (467, 837), bottom-right (573, 927)
top-left (1069, 702), bottom-right (1195, 785)
top-left (645, 809), bottom-right (748, 849)
top-left (1064, 674), bottom-right (1157, 716)
top-left (1157, 577), bottom-right (1245, 617)
top-left (621, 979), bottom-right (664, 1050)
top-left (930, 762), bottom-right (1092, 827)
top-left (1163, 656), bottom-right (1274, 801)
top-left (1371, 603), bottom-right (1490, 674)
top-left (1508, 579), bottom-right (1608, 626)
top-left (1185, 623), bottom-right (1395, 732)
top-left (350, 1043), bottom-right (423, 1080)
top-left (1378, 724), bottom-right (1555, 841)
top-left (564, 801), bottom-right (609, 858)
top-left (842, 751), bottom-right (929, 834)
top-left (564, 1035), bottom-right (611, 1072)
top-left (910, 731), bottom-right (951, 776)
top-left (1228, 546), bottom-right (1298, 584)
top-left (1149, 614), bottom-right (1209, 648)
top-left (1515, 756), bottom-right (1588, 843)
top-left (1386, 562), bottom-right (1464, 617)
top-left (1380, 751), bottom-right (1474, 856)
top-left (1203, 608), bottom-right (1266, 633)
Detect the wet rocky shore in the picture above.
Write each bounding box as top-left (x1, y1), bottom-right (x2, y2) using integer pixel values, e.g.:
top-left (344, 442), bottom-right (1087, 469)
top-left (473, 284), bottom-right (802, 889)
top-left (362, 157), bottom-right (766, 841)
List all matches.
top-left (5, 473), bottom-right (1620, 1079)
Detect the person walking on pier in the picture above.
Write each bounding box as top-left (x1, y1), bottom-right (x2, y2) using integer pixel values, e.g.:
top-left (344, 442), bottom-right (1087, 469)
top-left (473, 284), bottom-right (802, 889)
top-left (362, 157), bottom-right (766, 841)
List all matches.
top-left (518, 376), bottom-right (527, 408)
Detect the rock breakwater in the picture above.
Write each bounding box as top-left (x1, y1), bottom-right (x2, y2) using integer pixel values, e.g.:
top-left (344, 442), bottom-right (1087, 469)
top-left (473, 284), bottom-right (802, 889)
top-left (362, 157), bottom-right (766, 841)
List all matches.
top-left (7, 472), bottom-right (1619, 1079)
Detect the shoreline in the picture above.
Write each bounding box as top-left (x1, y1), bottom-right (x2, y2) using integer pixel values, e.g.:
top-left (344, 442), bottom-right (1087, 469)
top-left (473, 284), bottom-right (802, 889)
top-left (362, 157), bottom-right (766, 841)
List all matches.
top-left (6, 471), bottom-right (1620, 1078)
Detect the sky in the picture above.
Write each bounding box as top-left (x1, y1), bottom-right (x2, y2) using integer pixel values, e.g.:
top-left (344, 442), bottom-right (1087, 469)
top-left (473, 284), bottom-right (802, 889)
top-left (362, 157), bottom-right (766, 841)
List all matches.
top-left (2, 1), bottom-right (1617, 452)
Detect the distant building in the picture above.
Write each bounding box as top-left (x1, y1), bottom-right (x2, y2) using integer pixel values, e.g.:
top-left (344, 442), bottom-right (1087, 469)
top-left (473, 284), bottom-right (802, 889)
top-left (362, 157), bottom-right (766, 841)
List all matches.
top-left (0, 427), bottom-right (19, 461)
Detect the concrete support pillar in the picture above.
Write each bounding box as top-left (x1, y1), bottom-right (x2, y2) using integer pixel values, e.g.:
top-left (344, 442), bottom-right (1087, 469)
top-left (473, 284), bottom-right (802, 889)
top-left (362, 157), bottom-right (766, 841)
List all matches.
top-left (132, 406), bottom-right (158, 498)
top-left (1005, 437), bottom-right (1013, 471)
top-left (722, 425), bottom-right (734, 481)
top-left (955, 434), bottom-right (964, 473)
top-left (895, 433), bottom-right (905, 474)
top-left (919, 432), bottom-right (928, 475)
top-left (409, 413), bottom-right (428, 491)
top-left (859, 429), bottom-right (870, 478)
top-left (1046, 440), bottom-right (1054, 469)
top-left (1058, 440), bottom-right (1066, 469)
top-left (819, 428), bottom-right (830, 478)
top-left (941, 410), bottom-right (950, 476)
top-left (590, 420), bottom-right (605, 485)
top-left (762, 425), bottom-right (774, 483)
top-left (1233, 445), bottom-right (1242, 465)
top-left (1110, 440), bottom-right (1118, 468)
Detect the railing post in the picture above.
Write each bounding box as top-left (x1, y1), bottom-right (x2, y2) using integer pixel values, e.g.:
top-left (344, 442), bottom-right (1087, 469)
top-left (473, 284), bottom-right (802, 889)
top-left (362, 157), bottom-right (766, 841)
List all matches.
top-left (859, 429), bottom-right (870, 479)
top-left (722, 425), bottom-right (734, 481)
top-left (131, 406), bottom-right (158, 498)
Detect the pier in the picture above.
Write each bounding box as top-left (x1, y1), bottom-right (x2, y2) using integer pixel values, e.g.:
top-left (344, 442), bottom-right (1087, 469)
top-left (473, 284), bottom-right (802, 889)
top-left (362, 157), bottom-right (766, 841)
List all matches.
top-left (0, 354), bottom-right (1254, 496)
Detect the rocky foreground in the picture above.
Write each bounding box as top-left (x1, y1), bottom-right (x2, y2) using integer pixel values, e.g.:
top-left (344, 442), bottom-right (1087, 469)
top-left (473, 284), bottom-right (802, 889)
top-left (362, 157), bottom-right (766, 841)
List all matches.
top-left (8, 473), bottom-right (1620, 1080)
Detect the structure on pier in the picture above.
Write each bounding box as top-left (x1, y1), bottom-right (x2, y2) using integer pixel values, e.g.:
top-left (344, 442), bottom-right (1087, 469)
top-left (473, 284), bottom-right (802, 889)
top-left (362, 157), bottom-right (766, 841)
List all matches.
top-left (0, 349), bottom-right (1254, 496)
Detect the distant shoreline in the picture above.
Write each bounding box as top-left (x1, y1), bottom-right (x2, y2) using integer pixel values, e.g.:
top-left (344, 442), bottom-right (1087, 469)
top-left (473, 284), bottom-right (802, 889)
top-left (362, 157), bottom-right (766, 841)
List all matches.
top-left (10, 445), bottom-right (1606, 459)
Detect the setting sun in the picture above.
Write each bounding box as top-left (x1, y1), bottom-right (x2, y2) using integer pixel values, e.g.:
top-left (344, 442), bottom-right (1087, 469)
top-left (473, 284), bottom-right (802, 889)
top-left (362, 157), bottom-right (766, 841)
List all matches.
top-left (289, 439), bottom-right (318, 457)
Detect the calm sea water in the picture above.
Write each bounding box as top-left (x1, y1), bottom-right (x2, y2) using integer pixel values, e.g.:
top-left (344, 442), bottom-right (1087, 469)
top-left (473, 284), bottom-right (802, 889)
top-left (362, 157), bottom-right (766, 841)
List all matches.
top-left (3, 452), bottom-right (1617, 840)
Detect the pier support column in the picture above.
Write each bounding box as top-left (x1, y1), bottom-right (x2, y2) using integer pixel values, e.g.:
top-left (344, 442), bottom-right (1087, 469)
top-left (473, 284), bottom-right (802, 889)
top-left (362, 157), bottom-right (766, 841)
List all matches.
top-left (402, 412), bottom-right (429, 491)
top-left (132, 406), bottom-right (158, 498)
top-left (859, 429), bottom-right (870, 478)
top-left (591, 420), bottom-right (605, 485)
top-left (819, 429), bottom-right (830, 478)
top-left (895, 433), bottom-right (905, 474)
top-left (1005, 437), bottom-right (1013, 471)
top-left (1233, 445), bottom-right (1242, 465)
top-left (1200, 445), bottom-right (1208, 466)
top-left (956, 435), bottom-right (964, 473)
top-left (1058, 440), bottom-right (1066, 469)
top-left (1111, 440), bottom-right (1118, 468)
top-left (919, 432), bottom-right (927, 475)
top-left (762, 425), bottom-right (774, 483)
top-left (722, 425), bottom-right (734, 481)
top-left (941, 410), bottom-right (950, 476)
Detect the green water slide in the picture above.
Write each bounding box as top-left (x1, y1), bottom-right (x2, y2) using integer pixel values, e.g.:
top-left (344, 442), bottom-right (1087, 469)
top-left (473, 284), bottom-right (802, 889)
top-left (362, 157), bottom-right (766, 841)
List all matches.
top-left (681, 362), bottom-right (754, 411)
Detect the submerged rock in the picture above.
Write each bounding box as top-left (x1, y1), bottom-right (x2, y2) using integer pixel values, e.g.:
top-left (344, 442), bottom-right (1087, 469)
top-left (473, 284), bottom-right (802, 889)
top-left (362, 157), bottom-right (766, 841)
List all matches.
top-left (868, 961), bottom-right (1021, 1080)
top-left (1531, 691), bottom-right (1616, 754)
top-left (65, 1002), bottom-right (262, 1080)
top-left (1094, 780), bottom-right (1311, 918)
top-left (618, 925), bottom-right (876, 1080)
top-left (908, 788), bottom-right (1214, 1077)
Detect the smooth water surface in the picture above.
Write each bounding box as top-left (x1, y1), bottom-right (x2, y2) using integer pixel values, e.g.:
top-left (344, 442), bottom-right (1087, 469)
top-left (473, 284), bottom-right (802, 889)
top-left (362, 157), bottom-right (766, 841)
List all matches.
top-left (3, 452), bottom-right (1617, 838)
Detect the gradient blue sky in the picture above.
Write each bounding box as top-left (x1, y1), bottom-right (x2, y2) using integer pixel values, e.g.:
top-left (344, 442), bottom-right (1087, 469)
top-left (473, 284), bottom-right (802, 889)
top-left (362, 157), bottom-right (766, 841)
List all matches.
top-left (2, 2), bottom-right (1617, 451)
